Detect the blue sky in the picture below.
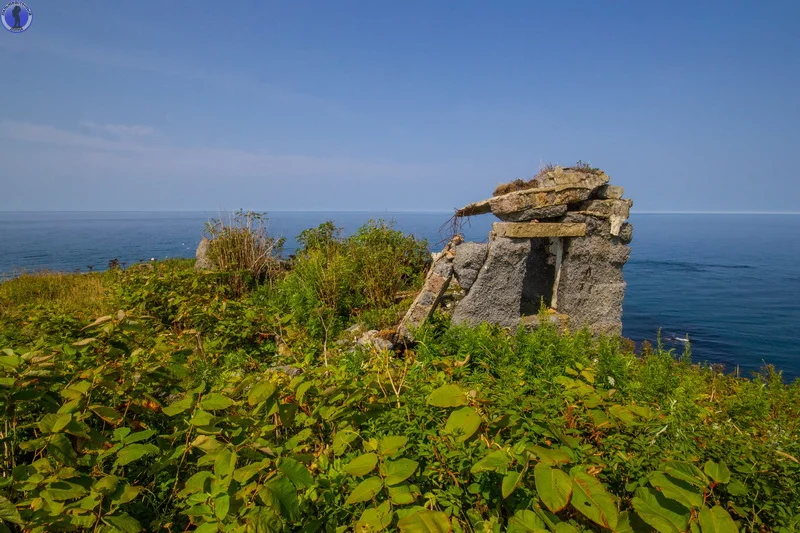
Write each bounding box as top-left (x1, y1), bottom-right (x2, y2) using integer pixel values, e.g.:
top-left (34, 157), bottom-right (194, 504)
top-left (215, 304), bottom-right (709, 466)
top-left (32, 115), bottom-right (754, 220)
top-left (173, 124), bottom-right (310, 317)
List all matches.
top-left (1, 1), bottom-right (798, 212)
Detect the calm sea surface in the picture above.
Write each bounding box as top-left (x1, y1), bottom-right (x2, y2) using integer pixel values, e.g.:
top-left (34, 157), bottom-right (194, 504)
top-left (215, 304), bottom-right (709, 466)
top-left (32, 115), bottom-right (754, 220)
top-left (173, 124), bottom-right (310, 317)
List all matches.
top-left (1, 211), bottom-right (798, 380)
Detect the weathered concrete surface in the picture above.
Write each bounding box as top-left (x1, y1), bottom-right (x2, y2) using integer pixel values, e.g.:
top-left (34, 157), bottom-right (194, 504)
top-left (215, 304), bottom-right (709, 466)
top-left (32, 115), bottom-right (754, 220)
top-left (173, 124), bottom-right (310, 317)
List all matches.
top-left (452, 236), bottom-right (531, 329)
top-left (453, 242), bottom-right (488, 291)
top-left (455, 171), bottom-right (609, 219)
top-left (492, 222), bottom-right (587, 238)
top-left (555, 235), bottom-right (630, 336)
top-left (594, 184), bottom-right (624, 200)
top-left (396, 237), bottom-right (460, 342)
top-left (195, 237), bottom-right (213, 270)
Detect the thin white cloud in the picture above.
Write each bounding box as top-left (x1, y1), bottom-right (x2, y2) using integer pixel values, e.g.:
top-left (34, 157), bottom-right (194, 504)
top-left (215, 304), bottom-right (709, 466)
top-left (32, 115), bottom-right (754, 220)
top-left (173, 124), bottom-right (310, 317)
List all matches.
top-left (80, 122), bottom-right (155, 137)
top-left (0, 120), bottom-right (453, 181)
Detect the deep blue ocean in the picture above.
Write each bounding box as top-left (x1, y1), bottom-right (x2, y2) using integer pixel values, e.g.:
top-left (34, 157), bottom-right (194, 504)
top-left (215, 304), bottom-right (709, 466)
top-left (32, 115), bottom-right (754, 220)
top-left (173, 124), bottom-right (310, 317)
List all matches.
top-left (1, 211), bottom-right (798, 380)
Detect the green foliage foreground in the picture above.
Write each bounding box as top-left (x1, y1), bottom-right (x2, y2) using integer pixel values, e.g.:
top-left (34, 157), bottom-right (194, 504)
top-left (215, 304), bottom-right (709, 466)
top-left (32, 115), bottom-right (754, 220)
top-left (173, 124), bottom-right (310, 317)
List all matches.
top-left (1, 221), bottom-right (799, 533)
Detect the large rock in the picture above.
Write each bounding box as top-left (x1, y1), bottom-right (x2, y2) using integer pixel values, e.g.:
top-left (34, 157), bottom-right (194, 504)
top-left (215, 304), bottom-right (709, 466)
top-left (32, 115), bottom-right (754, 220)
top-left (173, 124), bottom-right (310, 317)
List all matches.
top-left (396, 237), bottom-right (460, 342)
top-left (456, 171), bottom-right (609, 220)
top-left (593, 184), bottom-right (624, 200)
top-left (555, 235), bottom-right (630, 336)
top-left (493, 167), bottom-right (611, 196)
top-left (195, 237), bottom-right (213, 270)
top-left (492, 222), bottom-right (587, 238)
top-left (453, 242), bottom-right (488, 291)
top-left (452, 236), bottom-right (531, 329)
top-left (495, 204), bottom-right (568, 222)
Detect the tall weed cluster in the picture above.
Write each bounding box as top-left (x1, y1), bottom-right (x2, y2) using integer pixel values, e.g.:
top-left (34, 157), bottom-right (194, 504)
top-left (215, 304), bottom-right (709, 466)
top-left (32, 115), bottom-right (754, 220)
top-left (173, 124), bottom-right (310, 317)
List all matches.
top-left (204, 211), bottom-right (285, 295)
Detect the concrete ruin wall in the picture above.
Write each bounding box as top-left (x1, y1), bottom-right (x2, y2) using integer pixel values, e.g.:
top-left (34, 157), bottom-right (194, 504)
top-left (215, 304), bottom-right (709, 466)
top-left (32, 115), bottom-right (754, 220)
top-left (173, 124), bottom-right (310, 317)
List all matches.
top-left (397, 166), bottom-right (632, 341)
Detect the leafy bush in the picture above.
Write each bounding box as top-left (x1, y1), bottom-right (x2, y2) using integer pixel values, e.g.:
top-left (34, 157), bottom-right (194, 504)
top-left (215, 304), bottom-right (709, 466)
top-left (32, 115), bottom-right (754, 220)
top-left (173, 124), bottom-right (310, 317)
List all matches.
top-left (1, 223), bottom-right (799, 532)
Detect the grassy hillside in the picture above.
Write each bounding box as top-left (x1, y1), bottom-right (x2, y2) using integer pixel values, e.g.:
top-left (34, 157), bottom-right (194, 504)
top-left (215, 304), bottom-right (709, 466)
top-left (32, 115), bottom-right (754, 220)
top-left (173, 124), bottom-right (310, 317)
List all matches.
top-left (1, 218), bottom-right (798, 532)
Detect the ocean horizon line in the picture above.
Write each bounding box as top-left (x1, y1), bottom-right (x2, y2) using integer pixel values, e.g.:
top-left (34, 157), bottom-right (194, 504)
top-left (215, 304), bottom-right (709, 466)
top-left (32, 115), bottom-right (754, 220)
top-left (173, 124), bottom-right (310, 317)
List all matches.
top-left (1, 209), bottom-right (799, 215)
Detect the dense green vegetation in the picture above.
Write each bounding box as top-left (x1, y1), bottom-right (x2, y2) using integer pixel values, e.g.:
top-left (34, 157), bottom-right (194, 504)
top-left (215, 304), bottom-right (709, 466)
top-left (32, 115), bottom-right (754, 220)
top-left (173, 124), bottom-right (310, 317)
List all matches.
top-left (1, 218), bottom-right (798, 532)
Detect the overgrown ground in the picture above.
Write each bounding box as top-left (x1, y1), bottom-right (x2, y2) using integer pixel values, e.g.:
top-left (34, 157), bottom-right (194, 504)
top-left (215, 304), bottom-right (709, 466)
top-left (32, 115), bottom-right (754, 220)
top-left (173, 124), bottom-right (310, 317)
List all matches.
top-left (1, 218), bottom-right (798, 533)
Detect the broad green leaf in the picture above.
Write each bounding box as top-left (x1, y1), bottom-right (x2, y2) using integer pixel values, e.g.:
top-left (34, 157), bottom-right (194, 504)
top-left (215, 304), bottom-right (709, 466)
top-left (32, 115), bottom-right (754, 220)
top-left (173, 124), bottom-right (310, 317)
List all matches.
top-left (471, 449), bottom-right (511, 474)
top-left (346, 476), bottom-right (384, 504)
top-left (570, 468), bottom-right (619, 530)
top-left (534, 463), bottom-right (572, 512)
top-left (444, 407), bottom-right (481, 442)
top-left (631, 487), bottom-right (690, 533)
top-left (162, 396), bottom-right (194, 416)
top-left (382, 458), bottom-right (418, 486)
top-left (214, 448), bottom-right (237, 481)
top-left (124, 429), bottom-right (156, 444)
top-left (379, 435), bottom-right (408, 456)
top-left (90, 405), bottom-right (122, 425)
top-left (649, 472), bottom-right (704, 509)
top-left (115, 444), bottom-right (159, 467)
top-left (47, 433), bottom-right (77, 464)
top-left (388, 483), bottom-right (417, 505)
top-left (502, 471), bottom-right (521, 499)
top-left (41, 481), bottom-right (87, 501)
top-left (51, 413), bottom-right (72, 433)
top-left (726, 479), bottom-right (747, 496)
top-left (194, 524), bottom-right (219, 533)
top-left (529, 445), bottom-right (570, 466)
top-left (111, 484), bottom-right (142, 505)
top-left (182, 471), bottom-right (213, 495)
top-left (234, 459), bottom-right (270, 483)
top-left (103, 513), bottom-right (143, 532)
top-left (278, 458), bottom-right (313, 488)
top-left (698, 505), bottom-right (738, 533)
top-left (703, 461), bottom-right (731, 484)
top-left (356, 500), bottom-right (393, 532)
top-left (190, 410), bottom-right (215, 427)
top-left (0, 495), bottom-right (22, 525)
top-left (507, 509), bottom-right (547, 532)
top-left (199, 393), bottom-right (235, 410)
top-left (248, 381), bottom-right (277, 406)
top-left (554, 524), bottom-right (580, 533)
top-left (426, 384), bottom-right (467, 407)
top-left (662, 460), bottom-right (708, 488)
top-left (93, 475), bottom-right (120, 495)
top-left (259, 475), bottom-right (300, 522)
top-left (344, 453), bottom-right (379, 476)
top-left (214, 493), bottom-right (230, 520)
top-left (397, 510), bottom-right (452, 532)
top-left (333, 429), bottom-right (359, 455)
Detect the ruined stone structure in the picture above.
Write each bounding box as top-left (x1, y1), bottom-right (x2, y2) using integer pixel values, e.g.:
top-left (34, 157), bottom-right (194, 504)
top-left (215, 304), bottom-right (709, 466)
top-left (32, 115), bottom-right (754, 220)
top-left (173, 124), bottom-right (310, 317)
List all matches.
top-left (397, 166), bottom-right (632, 342)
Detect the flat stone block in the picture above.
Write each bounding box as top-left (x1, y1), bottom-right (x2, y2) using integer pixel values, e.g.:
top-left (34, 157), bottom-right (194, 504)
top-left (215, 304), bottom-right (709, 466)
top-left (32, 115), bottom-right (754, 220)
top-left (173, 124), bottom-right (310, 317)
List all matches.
top-left (492, 222), bottom-right (587, 238)
top-left (594, 185), bottom-right (624, 200)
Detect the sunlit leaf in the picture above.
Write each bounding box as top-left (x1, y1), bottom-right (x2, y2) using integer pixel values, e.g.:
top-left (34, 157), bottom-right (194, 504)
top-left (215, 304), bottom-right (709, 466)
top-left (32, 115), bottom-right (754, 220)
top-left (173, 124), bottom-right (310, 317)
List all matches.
top-left (344, 453), bottom-right (379, 476)
top-left (698, 505), bottom-right (738, 533)
top-left (346, 477), bottom-right (383, 504)
top-left (443, 407), bottom-right (481, 442)
top-left (397, 509), bottom-right (451, 532)
top-left (570, 468), bottom-right (619, 530)
top-left (534, 463), bottom-right (572, 512)
top-left (426, 384), bottom-right (467, 407)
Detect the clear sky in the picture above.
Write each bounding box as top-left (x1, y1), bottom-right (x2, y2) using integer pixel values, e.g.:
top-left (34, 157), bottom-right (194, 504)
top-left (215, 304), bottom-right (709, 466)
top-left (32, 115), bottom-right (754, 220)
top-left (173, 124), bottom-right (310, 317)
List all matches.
top-left (2, 1), bottom-right (798, 212)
